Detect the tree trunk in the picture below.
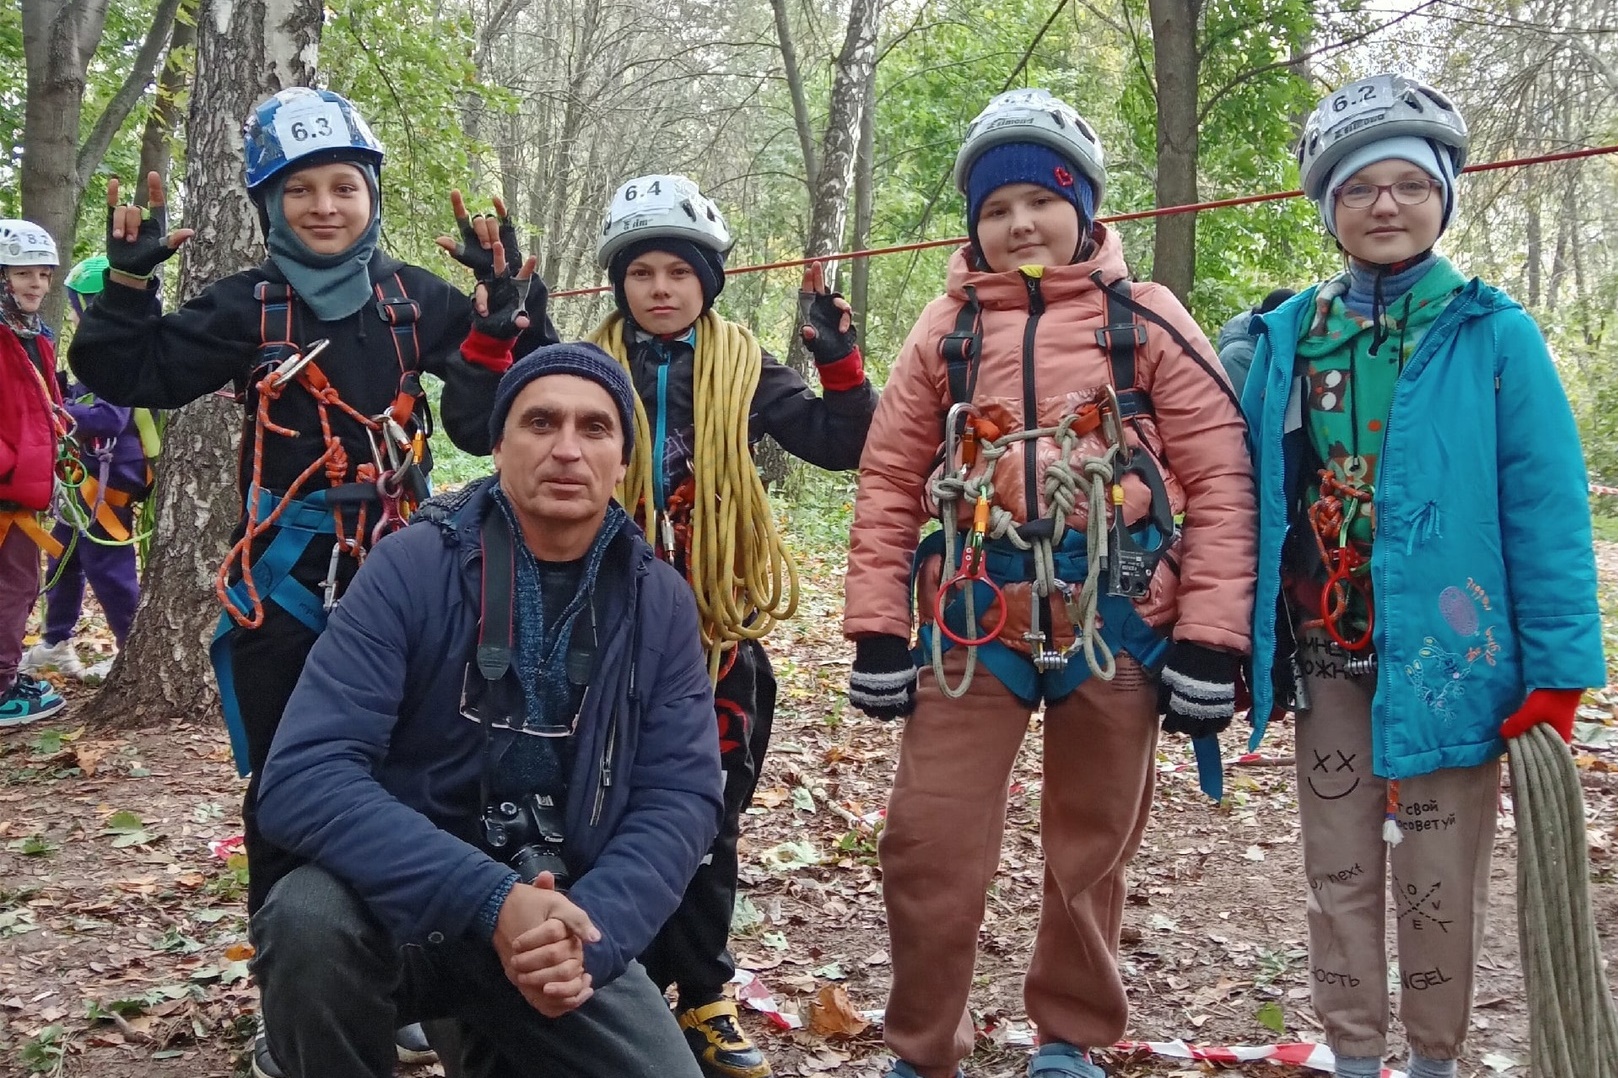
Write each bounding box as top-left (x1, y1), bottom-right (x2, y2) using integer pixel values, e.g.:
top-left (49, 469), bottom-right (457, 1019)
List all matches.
top-left (769, 0), bottom-right (820, 189)
top-left (137, 0), bottom-right (198, 198)
top-left (849, 60), bottom-right (877, 343)
top-left (760, 0), bottom-right (880, 490)
top-left (84, 0), bottom-right (323, 729)
top-left (1147, 0), bottom-right (1200, 302)
top-left (19, 0), bottom-right (113, 328)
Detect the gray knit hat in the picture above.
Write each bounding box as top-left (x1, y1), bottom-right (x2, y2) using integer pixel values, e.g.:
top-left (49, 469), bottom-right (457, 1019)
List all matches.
top-left (489, 342), bottom-right (637, 462)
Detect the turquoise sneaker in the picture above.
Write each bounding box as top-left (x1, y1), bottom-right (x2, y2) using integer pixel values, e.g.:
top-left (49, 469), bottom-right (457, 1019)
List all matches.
top-left (0, 676), bottom-right (66, 728)
top-left (1028, 1043), bottom-right (1105, 1077)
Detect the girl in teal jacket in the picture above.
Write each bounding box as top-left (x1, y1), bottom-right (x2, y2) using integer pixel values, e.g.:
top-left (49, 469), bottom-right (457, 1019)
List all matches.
top-left (1241, 75), bottom-right (1604, 1078)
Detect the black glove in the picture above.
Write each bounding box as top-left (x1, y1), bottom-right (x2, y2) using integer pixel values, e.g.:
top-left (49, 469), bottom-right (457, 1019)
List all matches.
top-left (848, 635), bottom-right (917, 720)
top-left (473, 272), bottom-right (533, 341)
top-left (446, 203), bottom-right (523, 283)
top-left (800, 290), bottom-right (858, 365)
top-left (1158, 642), bottom-right (1239, 739)
top-left (105, 200), bottom-right (179, 279)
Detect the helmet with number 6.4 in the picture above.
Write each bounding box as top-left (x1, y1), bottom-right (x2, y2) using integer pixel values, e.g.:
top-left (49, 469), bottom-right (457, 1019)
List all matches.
top-left (952, 89), bottom-right (1106, 209)
top-left (242, 87), bottom-right (385, 193)
top-left (0, 220), bottom-right (59, 268)
top-left (1298, 73), bottom-right (1467, 203)
top-left (595, 175), bottom-right (733, 270)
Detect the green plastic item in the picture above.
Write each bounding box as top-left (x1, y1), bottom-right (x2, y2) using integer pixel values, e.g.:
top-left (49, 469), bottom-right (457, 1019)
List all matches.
top-left (65, 254), bottom-right (110, 296)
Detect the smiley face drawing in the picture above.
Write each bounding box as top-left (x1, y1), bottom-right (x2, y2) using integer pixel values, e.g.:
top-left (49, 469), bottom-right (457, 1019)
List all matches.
top-left (1308, 749), bottom-right (1360, 800)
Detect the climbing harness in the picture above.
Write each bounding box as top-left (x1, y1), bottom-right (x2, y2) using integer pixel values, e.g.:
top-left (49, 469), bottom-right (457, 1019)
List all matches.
top-left (210, 276), bottom-right (433, 775)
top-left (1305, 460), bottom-right (1377, 669)
top-left (924, 278), bottom-right (1178, 698)
top-left (1, 348), bottom-right (75, 562)
top-left (1509, 721), bottom-right (1618, 1076)
top-left (588, 311), bottom-right (799, 681)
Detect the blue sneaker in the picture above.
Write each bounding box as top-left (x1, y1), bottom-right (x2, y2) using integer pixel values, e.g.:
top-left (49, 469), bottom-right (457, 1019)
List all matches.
top-left (0, 676), bottom-right (66, 728)
top-left (1028, 1044), bottom-right (1105, 1077)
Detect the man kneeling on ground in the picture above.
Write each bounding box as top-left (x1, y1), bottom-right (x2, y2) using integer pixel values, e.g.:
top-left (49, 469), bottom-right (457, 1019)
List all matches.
top-left (252, 342), bottom-right (723, 1077)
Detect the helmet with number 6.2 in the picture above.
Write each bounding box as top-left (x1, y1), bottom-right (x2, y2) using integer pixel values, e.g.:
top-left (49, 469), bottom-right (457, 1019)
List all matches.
top-left (596, 175), bottom-right (733, 270)
top-left (0, 220), bottom-right (59, 269)
top-left (1298, 74), bottom-right (1467, 204)
top-left (242, 87), bottom-right (385, 194)
top-left (952, 89), bottom-right (1106, 210)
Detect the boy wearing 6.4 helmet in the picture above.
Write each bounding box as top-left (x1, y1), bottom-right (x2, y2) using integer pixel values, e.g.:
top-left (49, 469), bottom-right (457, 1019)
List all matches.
top-left (0, 219), bottom-right (69, 726)
top-left (844, 90), bottom-right (1256, 1078)
top-left (68, 86), bottom-right (557, 1077)
top-left (1244, 74), bottom-right (1603, 1078)
top-left (586, 174), bottom-right (879, 1078)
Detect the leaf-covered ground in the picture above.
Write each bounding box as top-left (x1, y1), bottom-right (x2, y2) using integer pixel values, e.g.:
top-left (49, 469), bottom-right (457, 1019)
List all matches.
top-left (1, 541), bottom-right (1614, 1076)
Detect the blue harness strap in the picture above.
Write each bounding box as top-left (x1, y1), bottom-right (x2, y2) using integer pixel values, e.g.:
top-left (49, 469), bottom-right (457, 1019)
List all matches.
top-left (209, 487), bottom-right (339, 776)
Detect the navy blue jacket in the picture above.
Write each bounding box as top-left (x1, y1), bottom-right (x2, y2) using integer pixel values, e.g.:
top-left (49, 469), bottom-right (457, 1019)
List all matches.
top-left (257, 476), bottom-right (723, 986)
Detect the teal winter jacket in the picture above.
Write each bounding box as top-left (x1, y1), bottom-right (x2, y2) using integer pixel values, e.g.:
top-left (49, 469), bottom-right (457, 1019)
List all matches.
top-left (1241, 278), bottom-right (1605, 780)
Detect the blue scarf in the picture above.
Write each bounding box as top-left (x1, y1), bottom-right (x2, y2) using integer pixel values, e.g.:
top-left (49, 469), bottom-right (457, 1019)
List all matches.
top-left (264, 166), bottom-right (382, 322)
top-left (493, 488), bottom-right (628, 731)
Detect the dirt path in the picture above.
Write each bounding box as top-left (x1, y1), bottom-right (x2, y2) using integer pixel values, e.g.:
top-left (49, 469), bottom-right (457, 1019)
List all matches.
top-left (1, 546), bottom-right (1614, 1076)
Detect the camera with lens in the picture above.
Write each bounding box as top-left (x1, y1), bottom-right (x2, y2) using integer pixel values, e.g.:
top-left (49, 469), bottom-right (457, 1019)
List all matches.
top-left (480, 793), bottom-right (572, 889)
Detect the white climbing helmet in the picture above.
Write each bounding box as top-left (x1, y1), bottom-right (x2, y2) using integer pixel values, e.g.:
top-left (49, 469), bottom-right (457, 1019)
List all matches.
top-left (1298, 74), bottom-right (1468, 203)
top-left (952, 89), bottom-right (1107, 209)
top-left (596, 175), bottom-right (733, 269)
top-left (0, 219), bottom-right (59, 268)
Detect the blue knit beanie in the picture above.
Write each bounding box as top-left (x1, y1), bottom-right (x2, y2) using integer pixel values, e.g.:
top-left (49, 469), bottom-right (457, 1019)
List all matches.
top-left (966, 142), bottom-right (1097, 257)
top-left (608, 236), bottom-right (727, 317)
top-left (489, 342), bottom-right (638, 462)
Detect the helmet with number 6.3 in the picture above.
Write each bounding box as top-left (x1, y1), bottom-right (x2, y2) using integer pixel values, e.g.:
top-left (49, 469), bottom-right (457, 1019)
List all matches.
top-left (952, 89), bottom-right (1106, 210)
top-left (0, 220), bottom-right (59, 269)
top-left (1298, 74), bottom-right (1467, 204)
top-left (596, 174), bottom-right (733, 270)
top-left (242, 87), bottom-right (385, 194)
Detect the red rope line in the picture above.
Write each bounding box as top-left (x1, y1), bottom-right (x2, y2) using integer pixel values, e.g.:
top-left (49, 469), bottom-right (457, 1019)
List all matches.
top-left (550, 143), bottom-right (1618, 298)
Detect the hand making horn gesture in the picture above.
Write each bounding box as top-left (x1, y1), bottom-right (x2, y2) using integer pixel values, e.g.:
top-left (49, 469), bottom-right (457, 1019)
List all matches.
top-left (105, 172), bottom-right (195, 289)
top-left (798, 260), bottom-right (858, 364)
top-left (436, 190), bottom-right (524, 283)
top-left (469, 236), bottom-right (540, 341)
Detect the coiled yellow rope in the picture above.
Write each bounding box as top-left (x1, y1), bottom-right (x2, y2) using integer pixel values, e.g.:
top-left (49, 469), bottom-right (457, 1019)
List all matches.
top-left (587, 311), bottom-right (799, 679)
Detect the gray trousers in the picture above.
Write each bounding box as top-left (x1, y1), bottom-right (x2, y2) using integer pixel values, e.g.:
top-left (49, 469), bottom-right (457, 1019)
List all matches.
top-left (1295, 633), bottom-right (1500, 1061)
top-left (252, 864), bottom-right (701, 1078)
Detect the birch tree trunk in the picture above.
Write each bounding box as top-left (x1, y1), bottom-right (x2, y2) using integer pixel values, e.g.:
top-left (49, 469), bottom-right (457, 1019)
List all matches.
top-left (85, 0), bottom-right (323, 729)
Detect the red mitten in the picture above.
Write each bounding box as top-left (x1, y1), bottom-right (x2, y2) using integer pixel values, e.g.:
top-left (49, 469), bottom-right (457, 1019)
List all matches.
top-left (1499, 688), bottom-right (1583, 744)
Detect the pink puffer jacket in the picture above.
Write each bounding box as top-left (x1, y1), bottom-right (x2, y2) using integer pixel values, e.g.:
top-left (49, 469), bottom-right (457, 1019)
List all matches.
top-left (843, 228), bottom-right (1255, 655)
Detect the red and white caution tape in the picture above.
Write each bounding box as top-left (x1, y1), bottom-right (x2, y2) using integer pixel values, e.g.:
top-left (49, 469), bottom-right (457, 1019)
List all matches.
top-left (1591, 483), bottom-right (1618, 497)
top-left (733, 972), bottom-right (1410, 1075)
top-left (208, 834), bottom-right (245, 860)
top-left (1157, 752), bottom-right (1292, 775)
top-left (1112, 1039), bottom-right (1406, 1076)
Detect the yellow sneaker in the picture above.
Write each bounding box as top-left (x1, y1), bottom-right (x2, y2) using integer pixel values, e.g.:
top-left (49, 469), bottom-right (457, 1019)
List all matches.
top-left (676, 999), bottom-right (772, 1078)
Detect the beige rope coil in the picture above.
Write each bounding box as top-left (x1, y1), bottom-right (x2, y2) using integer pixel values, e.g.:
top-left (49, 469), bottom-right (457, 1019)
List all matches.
top-left (1509, 721), bottom-right (1618, 1076)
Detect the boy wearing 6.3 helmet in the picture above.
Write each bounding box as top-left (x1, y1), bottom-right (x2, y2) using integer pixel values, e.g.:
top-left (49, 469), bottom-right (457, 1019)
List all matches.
top-left (68, 86), bottom-right (557, 1078)
top-left (1244, 75), bottom-right (1603, 1078)
top-left (843, 90), bottom-right (1256, 1078)
top-left (0, 219), bottom-right (69, 727)
top-left (586, 174), bottom-right (879, 1078)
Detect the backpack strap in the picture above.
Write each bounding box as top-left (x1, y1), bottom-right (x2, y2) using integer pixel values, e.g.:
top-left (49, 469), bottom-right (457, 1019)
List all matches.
top-left (1094, 277), bottom-right (1152, 418)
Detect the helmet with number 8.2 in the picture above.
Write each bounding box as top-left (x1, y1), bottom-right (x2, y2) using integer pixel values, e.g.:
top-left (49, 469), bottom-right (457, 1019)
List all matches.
top-left (1298, 74), bottom-right (1467, 203)
top-left (0, 220), bottom-right (59, 269)
top-left (952, 89), bottom-right (1107, 210)
top-left (596, 175), bottom-right (733, 270)
top-left (242, 87), bottom-right (385, 194)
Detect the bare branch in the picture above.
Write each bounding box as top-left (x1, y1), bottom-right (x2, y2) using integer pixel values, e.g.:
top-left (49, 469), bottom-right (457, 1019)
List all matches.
top-left (76, 0), bottom-right (185, 190)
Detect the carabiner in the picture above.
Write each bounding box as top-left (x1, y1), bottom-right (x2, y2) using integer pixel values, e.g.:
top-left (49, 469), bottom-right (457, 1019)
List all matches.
top-left (269, 337), bottom-right (331, 387)
top-left (943, 402), bottom-right (981, 477)
top-left (935, 495), bottom-right (1007, 647)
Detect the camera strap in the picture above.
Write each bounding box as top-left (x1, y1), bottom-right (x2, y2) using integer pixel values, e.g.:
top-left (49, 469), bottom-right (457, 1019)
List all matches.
top-left (475, 504), bottom-right (516, 813)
